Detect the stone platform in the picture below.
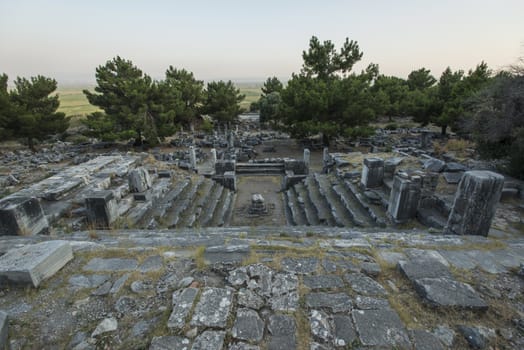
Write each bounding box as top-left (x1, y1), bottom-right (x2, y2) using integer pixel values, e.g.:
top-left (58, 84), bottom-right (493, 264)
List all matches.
top-left (0, 227), bottom-right (521, 349)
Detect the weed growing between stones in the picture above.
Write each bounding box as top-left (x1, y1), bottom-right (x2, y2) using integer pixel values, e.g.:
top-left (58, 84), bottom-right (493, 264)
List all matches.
top-left (193, 246), bottom-right (206, 270)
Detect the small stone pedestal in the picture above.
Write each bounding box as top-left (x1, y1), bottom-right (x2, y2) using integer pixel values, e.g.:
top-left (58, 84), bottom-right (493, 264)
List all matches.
top-left (0, 196), bottom-right (49, 236)
top-left (249, 194), bottom-right (268, 215)
top-left (444, 171), bottom-right (504, 236)
top-left (361, 158), bottom-right (384, 189)
top-left (85, 191), bottom-right (118, 229)
top-left (388, 173), bottom-right (422, 223)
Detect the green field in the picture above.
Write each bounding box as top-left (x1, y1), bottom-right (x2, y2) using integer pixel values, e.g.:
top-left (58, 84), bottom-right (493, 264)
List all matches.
top-left (56, 83), bottom-right (262, 122)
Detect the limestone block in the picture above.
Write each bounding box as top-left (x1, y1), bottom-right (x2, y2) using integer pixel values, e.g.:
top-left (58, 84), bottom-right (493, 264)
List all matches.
top-left (444, 171), bottom-right (504, 236)
top-left (128, 167), bottom-right (152, 193)
top-left (0, 196), bottom-right (49, 236)
top-left (0, 240), bottom-right (73, 287)
top-left (361, 158), bottom-right (384, 188)
top-left (85, 191), bottom-right (118, 229)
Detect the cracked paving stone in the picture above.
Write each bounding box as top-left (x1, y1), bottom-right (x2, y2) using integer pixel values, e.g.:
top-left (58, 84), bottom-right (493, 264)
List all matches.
top-left (333, 315), bottom-right (357, 347)
top-left (232, 308), bottom-right (264, 343)
top-left (410, 329), bottom-right (445, 350)
top-left (190, 288), bottom-right (233, 328)
top-left (303, 275), bottom-right (344, 290)
top-left (83, 258), bottom-right (138, 272)
top-left (268, 314), bottom-right (296, 350)
top-left (228, 343), bottom-right (260, 350)
top-left (352, 308), bottom-right (411, 348)
top-left (138, 255), bottom-right (163, 272)
top-left (281, 257), bottom-right (318, 274)
top-left (238, 288), bottom-right (264, 310)
top-left (191, 330), bottom-right (226, 350)
top-left (69, 274), bottom-right (109, 290)
top-left (150, 336), bottom-right (190, 350)
top-left (305, 292), bottom-right (352, 313)
top-left (310, 309), bottom-right (333, 344)
top-left (413, 277), bottom-right (488, 310)
top-left (354, 295), bottom-right (390, 310)
top-left (321, 258), bottom-right (359, 273)
top-left (360, 262), bottom-right (381, 277)
top-left (345, 273), bottom-right (387, 296)
top-left (168, 287), bottom-right (199, 330)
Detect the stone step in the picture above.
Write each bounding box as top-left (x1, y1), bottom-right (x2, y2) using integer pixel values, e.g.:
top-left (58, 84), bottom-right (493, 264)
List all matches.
top-left (343, 180), bottom-right (388, 227)
top-left (294, 182), bottom-right (320, 226)
top-left (235, 163), bottom-right (285, 175)
top-left (222, 191), bottom-right (236, 227)
top-left (314, 174), bottom-right (353, 227)
top-left (125, 179), bottom-right (171, 228)
top-left (208, 188), bottom-right (233, 227)
top-left (179, 179), bottom-right (214, 228)
top-left (151, 178), bottom-right (191, 219)
top-left (198, 182), bottom-right (224, 227)
top-left (285, 187), bottom-right (308, 226)
top-left (165, 177), bottom-right (205, 228)
top-left (304, 175), bottom-right (335, 226)
top-left (332, 182), bottom-right (375, 227)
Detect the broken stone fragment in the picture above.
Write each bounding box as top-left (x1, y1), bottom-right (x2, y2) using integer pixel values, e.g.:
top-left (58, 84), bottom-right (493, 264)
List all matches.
top-left (91, 317), bottom-right (118, 337)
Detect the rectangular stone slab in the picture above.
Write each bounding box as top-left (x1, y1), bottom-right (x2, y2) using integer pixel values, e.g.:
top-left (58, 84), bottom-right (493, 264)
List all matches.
top-left (0, 240), bottom-right (73, 287)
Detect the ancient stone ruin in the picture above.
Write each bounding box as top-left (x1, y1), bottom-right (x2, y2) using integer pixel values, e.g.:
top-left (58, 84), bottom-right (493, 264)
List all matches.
top-left (0, 126), bottom-right (522, 349)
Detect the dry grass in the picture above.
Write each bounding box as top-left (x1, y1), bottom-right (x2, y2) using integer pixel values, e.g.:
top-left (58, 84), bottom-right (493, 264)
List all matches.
top-left (193, 246), bottom-right (207, 270)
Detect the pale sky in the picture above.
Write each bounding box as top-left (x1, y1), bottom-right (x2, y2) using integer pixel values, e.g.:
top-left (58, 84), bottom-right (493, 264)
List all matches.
top-left (1, 0), bottom-right (523, 86)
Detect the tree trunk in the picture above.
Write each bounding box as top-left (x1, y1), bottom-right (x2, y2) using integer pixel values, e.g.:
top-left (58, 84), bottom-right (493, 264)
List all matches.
top-left (28, 137), bottom-right (35, 152)
top-left (322, 133), bottom-right (330, 147)
top-left (440, 125), bottom-right (447, 137)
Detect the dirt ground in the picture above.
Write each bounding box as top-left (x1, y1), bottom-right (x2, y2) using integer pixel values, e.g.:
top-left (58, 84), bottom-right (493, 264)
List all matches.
top-left (231, 175), bottom-right (287, 226)
top-left (228, 138), bottom-right (325, 227)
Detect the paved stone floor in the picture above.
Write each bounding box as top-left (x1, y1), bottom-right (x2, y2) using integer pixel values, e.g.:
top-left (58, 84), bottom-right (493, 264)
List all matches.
top-left (0, 227), bottom-right (522, 349)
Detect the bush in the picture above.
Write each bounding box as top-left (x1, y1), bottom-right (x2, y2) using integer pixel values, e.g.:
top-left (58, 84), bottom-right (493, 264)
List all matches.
top-left (344, 125), bottom-right (375, 138)
top-left (509, 128), bottom-right (524, 179)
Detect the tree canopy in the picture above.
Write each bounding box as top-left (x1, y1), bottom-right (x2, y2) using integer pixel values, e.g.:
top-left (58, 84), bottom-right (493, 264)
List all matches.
top-left (301, 36), bottom-right (363, 80)
top-left (203, 80), bottom-right (244, 126)
top-left (6, 75), bottom-right (69, 150)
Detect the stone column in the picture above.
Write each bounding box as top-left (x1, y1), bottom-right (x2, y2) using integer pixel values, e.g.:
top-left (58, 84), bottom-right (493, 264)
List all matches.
top-left (189, 146), bottom-right (197, 170)
top-left (210, 148), bottom-right (217, 166)
top-left (85, 191), bottom-right (118, 229)
top-left (0, 196), bottom-right (49, 236)
top-left (420, 131), bottom-right (430, 149)
top-left (322, 147), bottom-right (329, 163)
top-left (360, 157), bottom-right (384, 189)
top-left (444, 171), bottom-right (504, 236)
top-left (228, 131), bottom-right (234, 149)
top-left (387, 173), bottom-right (422, 223)
top-left (303, 148), bottom-right (311, 168)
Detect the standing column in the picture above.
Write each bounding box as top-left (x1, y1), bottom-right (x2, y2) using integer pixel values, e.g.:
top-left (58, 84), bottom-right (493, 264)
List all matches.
top-left (303, 148), bottom-right (311, 168)
top-left (189, 146), bottom-right (197, 170)
top-left (210, 148), bottom-right (217, 167)
top-left (360, 157), bottom-right (384, 189)
top-left (444, 171), bottom-right (504, 236)
top-left (387, 173), bottom-right (421, 223)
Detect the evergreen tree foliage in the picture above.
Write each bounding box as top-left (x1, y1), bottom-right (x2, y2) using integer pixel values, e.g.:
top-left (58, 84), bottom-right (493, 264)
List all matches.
top-left (203, 80), bottom-right (244, 125)
top-left (9, 75), bottom-right (69, 150)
